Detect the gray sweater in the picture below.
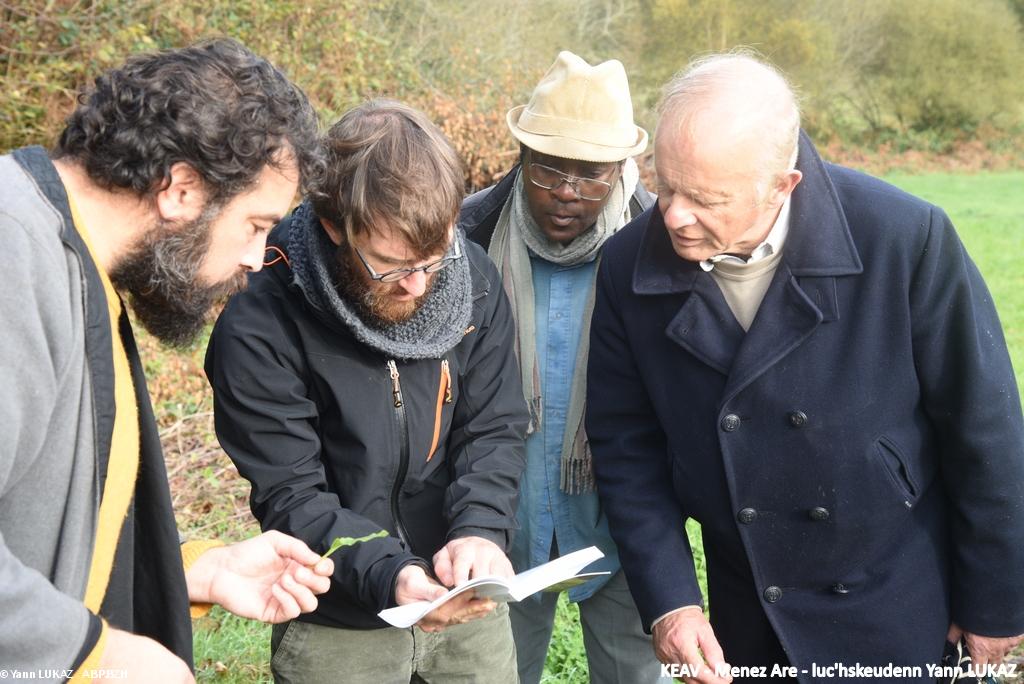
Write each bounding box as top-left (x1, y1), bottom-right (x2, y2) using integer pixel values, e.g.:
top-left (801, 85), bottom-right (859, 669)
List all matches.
top-left (0, 150), bottom-right (104, 676)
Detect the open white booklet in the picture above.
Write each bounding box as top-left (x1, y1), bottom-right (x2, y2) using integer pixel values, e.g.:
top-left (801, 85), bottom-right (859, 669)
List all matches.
top-left (378, 546), bottom-right (606, 628)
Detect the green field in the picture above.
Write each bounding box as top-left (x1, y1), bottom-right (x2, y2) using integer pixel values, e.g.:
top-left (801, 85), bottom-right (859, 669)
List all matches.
top-left (185, 171), bottom-right (1024, 682)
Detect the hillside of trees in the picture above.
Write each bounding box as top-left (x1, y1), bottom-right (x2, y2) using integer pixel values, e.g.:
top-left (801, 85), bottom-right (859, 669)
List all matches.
top-left (3, 0), bottom-right (1022, 188)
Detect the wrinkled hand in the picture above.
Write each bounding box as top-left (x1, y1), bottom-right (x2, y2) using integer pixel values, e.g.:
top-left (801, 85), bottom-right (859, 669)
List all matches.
top-left (432, 535), bottom-right (513, 587)
top-left (947, 623), bottom-right (1024, 666)
top-left (394, 563), bottom-right (496, 633)
top-left (94, 627), bottom-right (194, 683)
top-left (653, 606), bottom-right (733, 684)
top-left (186, 530), bottom-right (334, 623)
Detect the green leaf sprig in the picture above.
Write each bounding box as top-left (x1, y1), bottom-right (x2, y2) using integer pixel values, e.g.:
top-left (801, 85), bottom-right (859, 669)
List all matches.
top-left (319, 529), bottom-right (389, 562)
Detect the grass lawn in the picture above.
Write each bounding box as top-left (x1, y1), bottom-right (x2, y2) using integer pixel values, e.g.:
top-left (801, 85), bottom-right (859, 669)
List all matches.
top-left (145, 171), bottom-right (1022, 682)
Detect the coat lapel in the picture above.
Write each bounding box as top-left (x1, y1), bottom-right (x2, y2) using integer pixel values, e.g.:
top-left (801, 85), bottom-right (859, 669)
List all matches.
top-left (664, 275), bottom-right (745, 376)
top-left (632, 207), bottom-right (744, 375)
top-left (719, 263), bottom-right (822, 403)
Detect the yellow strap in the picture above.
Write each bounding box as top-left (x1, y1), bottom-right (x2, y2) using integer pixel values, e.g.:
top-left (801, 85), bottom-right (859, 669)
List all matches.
top-left (69, 197), bottom-right (141, 613)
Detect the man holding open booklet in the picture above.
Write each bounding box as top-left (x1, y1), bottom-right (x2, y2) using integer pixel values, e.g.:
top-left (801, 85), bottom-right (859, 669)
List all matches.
top-left (206, 101), bottom-right (532, 683)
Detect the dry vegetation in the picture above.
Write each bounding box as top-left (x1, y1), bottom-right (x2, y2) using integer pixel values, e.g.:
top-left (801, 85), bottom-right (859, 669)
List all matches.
top-left (3, 0), bottom-right (1023, 190)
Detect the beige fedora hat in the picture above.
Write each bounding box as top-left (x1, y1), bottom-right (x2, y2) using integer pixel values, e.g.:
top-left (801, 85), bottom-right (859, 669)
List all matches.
top-left (507, 51), bottom-right (649, 163)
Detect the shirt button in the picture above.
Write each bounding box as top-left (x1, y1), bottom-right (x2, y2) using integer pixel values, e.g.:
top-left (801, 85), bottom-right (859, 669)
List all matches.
top-left (788, 410), bottom-right (808, 428)
top-left (763, 586), bottom-right (783, 603)
top-left (832, 583), bottom-right (850, 595)
top-left (809, 507), bottom-right (831, 522)
top-left (721, 414), bottom-right (741, 432)
top-left (737, 508), bottom-right (758, 524)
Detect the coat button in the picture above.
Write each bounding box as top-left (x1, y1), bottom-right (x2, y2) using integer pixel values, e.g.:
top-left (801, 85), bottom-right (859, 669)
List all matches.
top-left (737, 508), bottom-right (758, 524)
top-left (788, 411), bottom-right (808, 428)
top-left (763, 586), bottom-right (783, 603)
top-left (809, 507), bottom-right (830, 522)
top-left (721, 414), bottom-right (741, 432)
top-left (831, 583), bottom-right (850, 595)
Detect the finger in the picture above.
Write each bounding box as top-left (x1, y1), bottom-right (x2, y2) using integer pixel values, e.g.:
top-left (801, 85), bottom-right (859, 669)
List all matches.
top-left (698, 629), bottom-right (730, 680)
top-left (424, 591), bottom-right (473, 625)
top-left (282, 572), bottom-right (320, 614)
top-left (464, 598), bottom-right (496, 620)
top-left (313, 558), bottom-right (334, 576)
top-left (436, 591), bottom-right (475, 617)
top-left (418, 611), bottom-right (452, 631)
top-left (263, 531), bottom-right (322, 566)
top-left (947, 623), bottom-right (964, 644)
top-left (270, 580), bottom-right (302, 622)
top-left (440, 597), bottom-right (494, 627)
top-left (679, 638), bottom-right (711, 683)
top-left (452, 547), bottom-right (475, 585)
top-left (691, 663), bottom-right (730, 684)
top-left (491, 553), bottom-right (514, 579)
top-left (433, 548), bottom-right (455, 587)
top-left (967, 633), bottom-right (1016, 666)
top-left (292, 566), bottom-right (331, 595)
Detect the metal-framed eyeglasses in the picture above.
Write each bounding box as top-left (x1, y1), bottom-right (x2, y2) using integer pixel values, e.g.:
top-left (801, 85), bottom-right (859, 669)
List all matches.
top-left (354, 237), bottom-right (463, 283)
top-left (527, 162), bottom-right (618, 201)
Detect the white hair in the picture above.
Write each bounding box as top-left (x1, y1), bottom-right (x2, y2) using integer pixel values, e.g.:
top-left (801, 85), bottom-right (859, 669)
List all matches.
top-left (657, 50), bottom-right (801, 197)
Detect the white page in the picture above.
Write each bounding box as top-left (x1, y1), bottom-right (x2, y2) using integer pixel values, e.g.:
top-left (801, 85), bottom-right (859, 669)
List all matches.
top-left (501, 545), bottom-right (604, 600)
top-left (378, 546), bottom-right (605, 628)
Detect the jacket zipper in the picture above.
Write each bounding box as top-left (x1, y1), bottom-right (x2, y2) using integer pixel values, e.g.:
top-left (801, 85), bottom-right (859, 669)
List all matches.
top-left (426, 358), bottom-right (452, 463)
top-left (387, 359), bottom-right (412, 547)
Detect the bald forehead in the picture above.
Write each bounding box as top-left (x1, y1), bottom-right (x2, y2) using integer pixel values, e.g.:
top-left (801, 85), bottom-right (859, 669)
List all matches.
top-left (657, 55), bottom-right (798, 137)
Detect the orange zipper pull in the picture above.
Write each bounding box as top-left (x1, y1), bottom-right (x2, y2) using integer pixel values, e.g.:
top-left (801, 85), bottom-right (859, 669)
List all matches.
top-left (442, 359), bottom-right (452, 404)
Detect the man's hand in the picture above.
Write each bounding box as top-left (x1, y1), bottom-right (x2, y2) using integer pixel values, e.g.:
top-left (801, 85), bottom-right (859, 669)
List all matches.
top-left (185, 530), bottom-right (334, 623)
top-left (394, 563), bottom-right (496, 633)
top-left (94, 627), bottom-right (194, 682)
top-left (653, 606), bottom-right (733, 684)
top-left (947, 623), bottom-right (1024, 666)
top-left (432, 535), bottom-right (513, 587)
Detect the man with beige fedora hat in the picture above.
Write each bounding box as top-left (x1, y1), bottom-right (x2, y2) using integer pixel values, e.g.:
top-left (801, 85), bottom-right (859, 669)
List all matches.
top-left (460, 51), bottom-right (662, 683)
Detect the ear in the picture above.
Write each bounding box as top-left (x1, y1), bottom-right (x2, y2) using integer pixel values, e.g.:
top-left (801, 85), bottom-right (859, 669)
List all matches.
top-left (154, 162), bottom-right (207, 222)
top-left (319, 217), bottom-right (344, 246)
top-left (770, 169), bottom-right (803, 207)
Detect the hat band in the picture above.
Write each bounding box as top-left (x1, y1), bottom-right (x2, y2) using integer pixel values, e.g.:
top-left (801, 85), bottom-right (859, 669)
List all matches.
top-left (516, 109), bottom-right (641, 149)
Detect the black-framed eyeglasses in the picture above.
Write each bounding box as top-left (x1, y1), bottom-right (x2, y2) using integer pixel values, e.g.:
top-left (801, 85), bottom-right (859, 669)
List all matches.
top-left (527, 162), bottom-right (617, 201)
top-left (354, 237), bottom-right (463, 283)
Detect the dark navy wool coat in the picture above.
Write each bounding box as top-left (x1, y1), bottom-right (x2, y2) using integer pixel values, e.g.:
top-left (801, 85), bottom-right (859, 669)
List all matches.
top-left (586, 133), bottom-right (1024, 681)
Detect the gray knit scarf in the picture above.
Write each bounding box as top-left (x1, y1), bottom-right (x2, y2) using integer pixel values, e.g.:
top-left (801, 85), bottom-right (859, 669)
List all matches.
top-left (288, 202), bottom-right (473, 360)
top-left (488, 159), bottom-right (639, 493)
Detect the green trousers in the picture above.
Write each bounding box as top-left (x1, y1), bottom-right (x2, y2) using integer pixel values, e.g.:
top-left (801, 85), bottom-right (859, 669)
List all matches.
top-left (270, 603), bottom-right (518, 683)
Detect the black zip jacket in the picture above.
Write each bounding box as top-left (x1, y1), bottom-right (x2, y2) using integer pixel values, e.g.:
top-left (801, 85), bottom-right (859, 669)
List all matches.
top-left (205, 216), bottom-right (529, 630)
top-left (457, 162), bottom-right (656, 250)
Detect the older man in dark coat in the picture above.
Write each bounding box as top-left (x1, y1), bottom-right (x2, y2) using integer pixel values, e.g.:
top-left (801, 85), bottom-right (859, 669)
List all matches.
top-left (586, 53), bottom-right (1024, 682)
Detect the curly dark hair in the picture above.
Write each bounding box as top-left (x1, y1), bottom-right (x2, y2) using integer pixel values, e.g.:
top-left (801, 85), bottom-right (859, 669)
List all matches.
top-left (56, 38), bottom-right (323, 204)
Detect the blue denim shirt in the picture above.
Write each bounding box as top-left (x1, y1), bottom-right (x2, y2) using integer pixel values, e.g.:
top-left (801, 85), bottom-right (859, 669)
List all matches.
top-left (509, 254), bottom-right (620, 603)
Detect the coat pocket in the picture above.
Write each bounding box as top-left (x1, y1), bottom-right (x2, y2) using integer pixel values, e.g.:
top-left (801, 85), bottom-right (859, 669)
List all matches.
top-left (874, 435), bottom-right (918, 507)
